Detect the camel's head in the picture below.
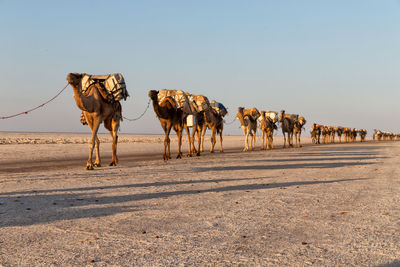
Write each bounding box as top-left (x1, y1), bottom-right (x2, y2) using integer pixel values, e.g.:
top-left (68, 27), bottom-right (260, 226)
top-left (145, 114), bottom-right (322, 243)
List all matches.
top-left (148, 90), bottom-right (159, 100)
top-left (66, 73), bottom-right (83, 86)
top-left (236, 107), bottom-right (244, 120)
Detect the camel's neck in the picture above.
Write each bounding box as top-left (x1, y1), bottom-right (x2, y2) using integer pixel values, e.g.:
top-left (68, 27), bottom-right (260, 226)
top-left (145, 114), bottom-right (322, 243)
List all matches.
top-left (70, 82), bottom-right (95, 112)
top-left (151, 96), bottom-right (167, 119)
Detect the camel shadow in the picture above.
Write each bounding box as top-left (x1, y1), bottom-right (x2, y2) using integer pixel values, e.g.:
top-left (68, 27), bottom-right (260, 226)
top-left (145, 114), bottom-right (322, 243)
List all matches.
top-left (193, 161), bottom-right (375, 172)
top-left (0, 177), bottom-right (266, 197)
top-left (0, 177), bottom-right (368, 228)
top-left (246, 156), bottom-right (385, 163)
top-left (375, 261), bottom-right (400, 267)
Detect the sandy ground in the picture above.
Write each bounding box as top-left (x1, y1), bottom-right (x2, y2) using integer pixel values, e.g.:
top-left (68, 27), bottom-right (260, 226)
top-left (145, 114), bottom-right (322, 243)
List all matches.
top-left (0, 132), bottom-right (399, 266)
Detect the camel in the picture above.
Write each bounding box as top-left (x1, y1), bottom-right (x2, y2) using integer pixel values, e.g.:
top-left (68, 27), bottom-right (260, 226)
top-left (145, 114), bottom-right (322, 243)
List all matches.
top-left (279, 110), bottom-right (294, 148)
top-left (336, 127), bottom-right (344, 143)
top-left (193, 107), bottom-right (225, 154)
top-left (358, 129), bottom-right (367, 142)
top-left (321, 126), bottom-right (330, 144)
top-left (311, 123), bottom-right (321, 144)
top-left (259, 111), bottom-right (277, 150)
top-left (293, 116), bottom-right (306, 148)
top-left (351, 128), bottom-right (358, 142)
top-left (149, 90), bottom-right (185, 160)
top-left (329, 126), bottom-right (336, 143)
top-left (67, 73), bottom-right (122, 170)
top-left (236, 107), bottom-right (258, 151)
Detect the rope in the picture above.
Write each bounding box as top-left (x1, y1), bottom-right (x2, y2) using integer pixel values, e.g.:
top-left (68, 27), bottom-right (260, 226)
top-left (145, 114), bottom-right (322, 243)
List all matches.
top-left (1, 84), bottom-right (69, 120)
top-left (123, 98), bottom-right (151, 122)
top-left (224, 116), bottom-right (237, 125)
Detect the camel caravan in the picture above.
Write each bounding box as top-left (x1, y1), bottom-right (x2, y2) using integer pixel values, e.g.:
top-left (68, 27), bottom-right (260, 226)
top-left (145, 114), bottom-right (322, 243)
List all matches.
top-left (373, 130), bottom-right (400, 141)
top-left (66, 73), bottom-right (397, 169)
top-left (310, 124), bottom-right (368, 144)
top-left (148, 89), bottom-right (227, 160)
top-left (235, 108), bottom-right (306, 151)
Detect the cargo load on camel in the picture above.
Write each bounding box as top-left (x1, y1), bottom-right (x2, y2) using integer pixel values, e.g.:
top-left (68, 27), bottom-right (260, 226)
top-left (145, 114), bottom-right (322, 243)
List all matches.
top-left (81, 73), bottom-right (129, 102)
top-left (157, 89), bottom-right (194, 114)
top-left (187, 94), bottom-right (211, 113)
top-left (210, 101), bottom-right (228, 117)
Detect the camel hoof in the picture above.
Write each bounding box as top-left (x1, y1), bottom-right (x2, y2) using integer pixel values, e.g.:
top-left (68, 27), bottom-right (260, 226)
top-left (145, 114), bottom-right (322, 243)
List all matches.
top-left (176, 154), bottom-right (182, 159)
top-left (109, 162), bottom-right (117, 167)
top-left (196, 152), bottom-right (201, 156)
top-left (210, 150), bottom-right (214, 153)
top-left (220, 150), bottom-right (224, 153)
top-left (86, 165), bottom-right (94, 170)
top-left (94, 162), bottom-right (101, 167)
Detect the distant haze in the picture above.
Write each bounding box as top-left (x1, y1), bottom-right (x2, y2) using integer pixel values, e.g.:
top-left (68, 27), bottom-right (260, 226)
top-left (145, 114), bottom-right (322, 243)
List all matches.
top-left (1, 1), bottom-right (399, 136)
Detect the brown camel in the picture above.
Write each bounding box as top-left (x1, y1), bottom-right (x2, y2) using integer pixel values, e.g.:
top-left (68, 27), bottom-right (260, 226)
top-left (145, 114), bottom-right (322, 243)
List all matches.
top-left (236, 107), bottom-right (258, 151)
top-left (279, 110), bottom-right (294, 148)
top-left (149, 90), bottom-right (184, 160)
top-left (329, 126), bottom-right (336, 143)
top-left (311, 123), bottom-right (322, 144)
top-left (336, 127), bottom-right (344, 143)
top-left (192, 108), bottom-right (224, 154)
top-left (67, 73), bottom-right (121, 170)
top-left (293, 116), bottom-right (306, 148)
top-left (259, 111), bottom-right (277, 150)
top-left (358, 129), bottom-right (367, 142)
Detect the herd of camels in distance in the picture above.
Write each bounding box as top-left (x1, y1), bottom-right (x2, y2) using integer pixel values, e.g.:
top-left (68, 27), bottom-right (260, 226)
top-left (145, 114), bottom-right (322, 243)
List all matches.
top-left (65, 73), bottom-right (399, 170)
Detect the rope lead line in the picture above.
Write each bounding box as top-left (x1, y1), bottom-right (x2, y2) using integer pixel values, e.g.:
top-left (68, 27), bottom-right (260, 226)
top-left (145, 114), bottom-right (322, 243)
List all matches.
top-left (123, 98), bottom-right (151, 122)
top-left (224, 116), bottom-right (237, 125)
top-left (0, 84), bottom-right (70, 120)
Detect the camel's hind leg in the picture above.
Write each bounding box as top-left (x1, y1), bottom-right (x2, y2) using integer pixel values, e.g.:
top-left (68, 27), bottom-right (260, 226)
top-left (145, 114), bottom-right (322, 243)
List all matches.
top-left (210, 127), bottom-right (217, 153)
top-left (219, 129), bottom-right (224, 152)
top-left (200, 125), bottom-right (207, 153)
top-left (109, 119), bottom-right (120, 166)
top-left (191, 124), bottom-right (198, 155)
top-left (174, 125), bottom-right (183, 159)
top-left (94, 136), bottom-right (101, 167)
top-left (184, 124), bottom-right (193, 157)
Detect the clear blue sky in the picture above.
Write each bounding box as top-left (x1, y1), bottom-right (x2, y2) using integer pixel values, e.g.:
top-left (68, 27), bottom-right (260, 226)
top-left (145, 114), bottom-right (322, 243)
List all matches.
top-left (1, 0), bottom-right (399, 135)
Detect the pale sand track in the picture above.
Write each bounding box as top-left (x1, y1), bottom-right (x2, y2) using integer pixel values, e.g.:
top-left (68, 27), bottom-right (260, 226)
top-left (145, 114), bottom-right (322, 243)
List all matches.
top-left (0, 133), bottom-right (399, 266)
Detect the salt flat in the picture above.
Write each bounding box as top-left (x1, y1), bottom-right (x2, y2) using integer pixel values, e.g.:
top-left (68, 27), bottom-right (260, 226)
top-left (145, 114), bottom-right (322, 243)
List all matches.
top-left (0, 133), bottom-right (399, 266)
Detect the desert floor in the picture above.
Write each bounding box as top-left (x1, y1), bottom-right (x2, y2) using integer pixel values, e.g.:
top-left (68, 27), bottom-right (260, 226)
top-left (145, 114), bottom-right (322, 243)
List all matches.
top-left (0, 133), bottom-right (399, 266)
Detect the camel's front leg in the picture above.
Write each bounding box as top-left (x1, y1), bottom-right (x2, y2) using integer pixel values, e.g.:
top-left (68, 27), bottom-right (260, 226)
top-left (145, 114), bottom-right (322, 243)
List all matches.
top-left (282, 132), bottom-right (287, 148)
top-left (244, 130), bottom-right (249, 151)
top-left (298, 133), bottom-right (302, 148)
top-left (271, 134), bottom-right (274, 149)
top-left (251, 131), bottom-right (256, 150)
top-left (289, 132), bottom-right (294, 147)
top-left (87, 119), bottom-right (101, 170)
top-left (261, 131), bottom-right (265, 150)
